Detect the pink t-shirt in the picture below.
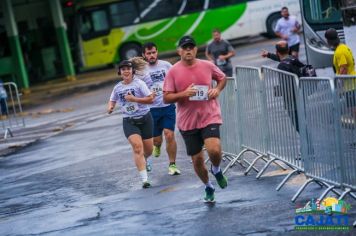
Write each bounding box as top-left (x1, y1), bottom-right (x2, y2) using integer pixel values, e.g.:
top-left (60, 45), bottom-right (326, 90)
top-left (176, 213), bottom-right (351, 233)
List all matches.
top-left (163, 59), bottom-right (225, 131)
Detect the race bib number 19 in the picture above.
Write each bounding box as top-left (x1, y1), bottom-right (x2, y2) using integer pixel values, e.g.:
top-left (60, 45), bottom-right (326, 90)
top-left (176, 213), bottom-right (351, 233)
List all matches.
top-left (123, 102), bottom-right (138, 114)
top-left (189, 85), bottom-right (209, 101)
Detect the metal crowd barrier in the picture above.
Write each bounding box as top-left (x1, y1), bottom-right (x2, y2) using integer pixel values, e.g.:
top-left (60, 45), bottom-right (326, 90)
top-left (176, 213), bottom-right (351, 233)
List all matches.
top-left (219, 66), bottom-right (355, 206)
top-left (255, 67), bottom-right (303, 188)
top-left (218, 77), bottom-right (246, 169)
top-left (222, 67), bottom-right (270, 175)
top-left (0, 82), bottom-right (25, 139)
top-left (292, 76), bottom-right (356, 202)
top-left (336, 76), bottom-right (356, 198)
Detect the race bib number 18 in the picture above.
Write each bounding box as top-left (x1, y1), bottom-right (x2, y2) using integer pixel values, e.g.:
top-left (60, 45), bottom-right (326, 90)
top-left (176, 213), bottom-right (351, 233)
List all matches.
top-left (189, 85), bottom-right (209, 101)
top-left (123, 102), bottom-right (139, 114)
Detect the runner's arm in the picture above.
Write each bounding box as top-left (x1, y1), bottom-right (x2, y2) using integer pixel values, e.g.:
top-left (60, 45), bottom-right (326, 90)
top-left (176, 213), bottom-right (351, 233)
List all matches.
top-left (163, 84), bottom-right (197, 103)
top-left (107, 101), bottom-right (116, 114)
top-left (208, 77), bottom-right (227, 99)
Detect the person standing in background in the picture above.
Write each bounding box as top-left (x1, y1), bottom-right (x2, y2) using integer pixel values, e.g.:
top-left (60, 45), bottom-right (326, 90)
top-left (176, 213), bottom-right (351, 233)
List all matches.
top-left (325, 28), bottom-right (356, 116)
top-left (205, 29), bottom-right (235, 77)
top-left (274, 7), bottom-right (301, 58)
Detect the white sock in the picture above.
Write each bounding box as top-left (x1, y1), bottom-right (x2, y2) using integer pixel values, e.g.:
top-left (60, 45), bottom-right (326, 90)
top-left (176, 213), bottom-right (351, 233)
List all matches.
top-left (205, 181), bottom-right (214, 189)
top-left (211, 165), bottom-right (221, 175)
top-left (139, 170), bottom-right (148, 182)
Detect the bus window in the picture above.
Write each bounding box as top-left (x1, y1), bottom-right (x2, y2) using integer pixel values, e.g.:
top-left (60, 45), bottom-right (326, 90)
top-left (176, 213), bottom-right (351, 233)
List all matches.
top-left (110, 1), bottom-right (139, 27)
top-left (209, 0), bottom-right (245, 9)
top-left (341, 0), bottom-right (356, 27)
top-left (138, 0), bottom-right (179, 22)
top-left (303, 0), bottom-right (342, 24)
top-left (80, 9), bottom-right (110, 40)
top-left (92, 10), bottom-right (109, 32)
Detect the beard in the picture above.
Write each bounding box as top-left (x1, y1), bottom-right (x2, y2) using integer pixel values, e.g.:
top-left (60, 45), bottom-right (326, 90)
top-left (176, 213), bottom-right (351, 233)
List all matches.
top-left (148, 59), bottom-right (157, 65)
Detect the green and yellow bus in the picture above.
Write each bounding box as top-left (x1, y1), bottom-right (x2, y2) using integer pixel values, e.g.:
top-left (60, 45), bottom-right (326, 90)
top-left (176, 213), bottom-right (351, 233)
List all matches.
top-left (74, 0), bottom-right (300, 69)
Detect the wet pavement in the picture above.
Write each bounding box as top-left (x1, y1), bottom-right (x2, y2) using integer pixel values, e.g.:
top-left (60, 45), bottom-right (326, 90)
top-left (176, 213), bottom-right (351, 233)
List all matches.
top-left (0, 106), bottom-right (355, 235)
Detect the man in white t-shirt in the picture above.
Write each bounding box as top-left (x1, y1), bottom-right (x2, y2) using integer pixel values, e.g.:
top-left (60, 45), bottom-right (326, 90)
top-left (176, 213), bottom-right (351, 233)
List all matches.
top-left (274, 7), bottom-right (301, 58)
top-left (142, 42), bottom-right (181, 176)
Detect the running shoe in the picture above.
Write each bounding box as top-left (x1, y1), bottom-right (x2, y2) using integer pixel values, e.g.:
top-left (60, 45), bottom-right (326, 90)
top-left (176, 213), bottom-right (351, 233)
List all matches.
top-left (211, 167), bottom-right (228, 189)
top-left (142, 181), bottom-right (151, 189)
top-left (152, 145), bottom-right (161, 158)
top-left (204, 186), bottom-right (215, 203)
top-left (168, 164), bottom-right (181, 175)
top-left (146, 160), bottom-right (152, 172)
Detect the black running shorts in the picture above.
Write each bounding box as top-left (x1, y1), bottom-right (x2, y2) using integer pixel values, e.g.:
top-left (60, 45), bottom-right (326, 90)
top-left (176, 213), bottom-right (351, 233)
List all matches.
top-left (180, 124), bottom-right (220, 156)
top-left (123, 112), bottom-right (153, 140)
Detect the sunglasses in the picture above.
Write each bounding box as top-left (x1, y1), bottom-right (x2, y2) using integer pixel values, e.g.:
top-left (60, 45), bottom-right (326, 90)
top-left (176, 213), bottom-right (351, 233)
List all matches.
top-left (181, 44), bottom-right (196, 50)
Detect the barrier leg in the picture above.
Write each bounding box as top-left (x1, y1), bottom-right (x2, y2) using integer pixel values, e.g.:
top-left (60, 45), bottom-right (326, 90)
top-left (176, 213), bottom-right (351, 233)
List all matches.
top-left (222, 148), bottom-right (248, 174)
top-left (261, 156), bottom-right (287, 171)
top-left (222, 154), bottom-right (234, 162)
top-left (276, 169), bottom-right (300, 191)
top-left (318, 185), bottom-right (336, 202)
top-left (338, 188), bottom-right (352, 200)
top-left (291, 178), bottom-right (315, 202)
top-left (244, 154), bottom-right (264, 176)
top-left (4, 128), bottom-right (13, 139)
top-left (256, 157), bottom-right (281, 179)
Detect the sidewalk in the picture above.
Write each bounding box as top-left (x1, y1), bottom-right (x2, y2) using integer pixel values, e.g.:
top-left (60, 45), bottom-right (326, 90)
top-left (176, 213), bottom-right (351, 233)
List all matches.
top-left (0, 68), bottom-right (118, 157)
top-left (20, 68), bottom-right (118, 109)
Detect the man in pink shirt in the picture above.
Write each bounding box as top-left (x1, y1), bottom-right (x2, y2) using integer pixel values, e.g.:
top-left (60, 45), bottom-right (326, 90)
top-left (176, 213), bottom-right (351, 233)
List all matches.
top-left (163, 35), bottom-right (228, 203)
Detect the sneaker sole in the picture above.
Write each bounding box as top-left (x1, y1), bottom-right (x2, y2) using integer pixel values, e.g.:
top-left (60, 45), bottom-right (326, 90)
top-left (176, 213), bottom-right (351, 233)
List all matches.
top-left (203, 198), bottom-right (215, 203)
top-left (142, 183), bottom-right (151, 188)
top-left (218, 182), bottom-right (228, 189)
top-left (168, 171), bottom-right (181, 176)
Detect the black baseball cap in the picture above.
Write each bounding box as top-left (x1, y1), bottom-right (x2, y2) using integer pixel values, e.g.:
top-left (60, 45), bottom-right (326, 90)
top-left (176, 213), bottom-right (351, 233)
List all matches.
top-left (118, 60), bottom-right (133, 70)
top-left (178, 35), bottom-right (196, 48)
top-left (325, 28), bottom-right (339, 44)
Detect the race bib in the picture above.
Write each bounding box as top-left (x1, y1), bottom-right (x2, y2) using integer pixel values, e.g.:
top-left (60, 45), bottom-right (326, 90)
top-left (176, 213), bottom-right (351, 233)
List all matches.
top-left (152, 82), bottom-right (163, 96)
top-left (189, 85), bottom-right (209, 101)
top-left (123, 102), bottom-right (139, 114)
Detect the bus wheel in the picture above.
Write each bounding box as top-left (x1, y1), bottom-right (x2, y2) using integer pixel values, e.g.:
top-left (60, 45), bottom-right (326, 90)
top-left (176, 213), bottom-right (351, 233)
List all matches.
top-left (266, 13), bottom-right (280, 38)
top-left (119, 43), bottom-right (141, 60)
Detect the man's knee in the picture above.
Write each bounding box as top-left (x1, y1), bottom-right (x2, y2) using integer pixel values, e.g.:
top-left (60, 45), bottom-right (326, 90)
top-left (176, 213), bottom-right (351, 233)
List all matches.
top-left (191, 152), bottom-right (204, 165)
top-left (207, 148), bottom-right (221, 158)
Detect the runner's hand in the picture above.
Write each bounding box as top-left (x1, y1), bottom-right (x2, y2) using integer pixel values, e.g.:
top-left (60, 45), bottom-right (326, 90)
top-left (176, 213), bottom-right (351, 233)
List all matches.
top-left (125, 92), bottom-right (136, 102)
top-left (184, 84), bottom-right (198, 97)
top-left (208, 88), bottom-right (220, 99)
top-left (108, 106), bottom-right (114, 114)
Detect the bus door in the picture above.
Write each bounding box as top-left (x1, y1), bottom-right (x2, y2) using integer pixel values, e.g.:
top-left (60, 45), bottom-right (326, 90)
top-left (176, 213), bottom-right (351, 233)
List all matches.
top-left (79, 7), bottom-right (111, 68)
top-left (301, 0), bottom-right (343, 68)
